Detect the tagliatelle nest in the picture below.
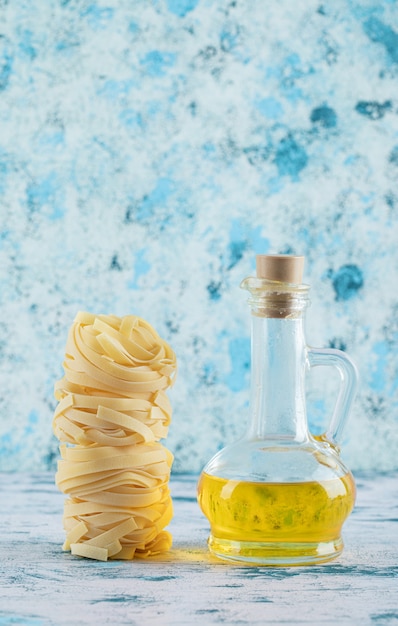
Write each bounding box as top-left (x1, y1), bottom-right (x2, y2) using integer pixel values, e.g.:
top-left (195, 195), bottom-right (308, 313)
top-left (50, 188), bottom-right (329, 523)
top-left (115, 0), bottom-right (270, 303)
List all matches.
top-left (53, 312), bottom-right (177, 561)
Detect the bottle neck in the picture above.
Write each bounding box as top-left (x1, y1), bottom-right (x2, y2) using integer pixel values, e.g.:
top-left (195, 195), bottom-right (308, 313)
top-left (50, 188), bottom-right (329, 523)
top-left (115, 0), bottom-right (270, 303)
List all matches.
top-left (247, 313), bottom-right (309, 443)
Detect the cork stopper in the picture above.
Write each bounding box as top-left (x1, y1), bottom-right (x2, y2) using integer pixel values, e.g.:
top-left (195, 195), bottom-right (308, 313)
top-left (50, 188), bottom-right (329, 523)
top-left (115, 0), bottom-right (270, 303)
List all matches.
top-left (256, 254), bottom-right (304, 284)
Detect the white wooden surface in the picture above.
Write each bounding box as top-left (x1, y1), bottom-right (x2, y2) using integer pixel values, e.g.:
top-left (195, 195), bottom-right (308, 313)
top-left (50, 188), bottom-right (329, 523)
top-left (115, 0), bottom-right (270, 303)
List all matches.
top-left (0, 472), bottom-right (397, 625)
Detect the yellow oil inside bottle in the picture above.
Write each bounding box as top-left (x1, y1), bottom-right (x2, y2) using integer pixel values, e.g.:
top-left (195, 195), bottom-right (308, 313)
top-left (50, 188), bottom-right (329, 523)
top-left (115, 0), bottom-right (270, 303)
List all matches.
top-left (197, 472), bottom-right (356, 564)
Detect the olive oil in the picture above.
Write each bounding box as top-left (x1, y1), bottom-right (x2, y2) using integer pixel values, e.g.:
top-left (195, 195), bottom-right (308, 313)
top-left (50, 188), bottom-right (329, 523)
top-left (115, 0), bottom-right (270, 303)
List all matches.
top-left (198, 472), bottom-right (356, 564)
top-left (197, 255), bottom-right (358, 565)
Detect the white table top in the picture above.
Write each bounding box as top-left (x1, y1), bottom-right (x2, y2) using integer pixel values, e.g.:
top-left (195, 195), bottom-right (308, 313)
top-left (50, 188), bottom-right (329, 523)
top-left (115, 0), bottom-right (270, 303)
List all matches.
top-left (1, 472), bottom-right (397, 625)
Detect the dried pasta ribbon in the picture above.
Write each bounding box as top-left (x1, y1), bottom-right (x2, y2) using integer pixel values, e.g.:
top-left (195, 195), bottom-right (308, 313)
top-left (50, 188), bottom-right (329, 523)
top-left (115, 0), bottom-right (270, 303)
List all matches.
top-left (53, 312), bottom-right (177, 561)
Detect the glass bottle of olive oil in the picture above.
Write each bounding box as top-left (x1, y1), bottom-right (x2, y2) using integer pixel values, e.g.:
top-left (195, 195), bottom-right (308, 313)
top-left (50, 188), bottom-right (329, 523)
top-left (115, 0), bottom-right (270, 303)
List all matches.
top-left (197, 255), bottom-right (358, 566)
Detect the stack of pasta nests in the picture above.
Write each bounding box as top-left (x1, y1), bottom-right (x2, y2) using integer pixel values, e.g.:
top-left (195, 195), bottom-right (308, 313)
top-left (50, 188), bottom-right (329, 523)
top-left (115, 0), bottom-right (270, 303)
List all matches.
top-left (53, 311), bottom-right (177, 561)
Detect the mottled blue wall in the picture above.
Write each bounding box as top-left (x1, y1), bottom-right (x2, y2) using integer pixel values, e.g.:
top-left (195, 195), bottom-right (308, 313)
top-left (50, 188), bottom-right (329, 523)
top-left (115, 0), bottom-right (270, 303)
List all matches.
top-left (0, 0), bottom-right (397, 472)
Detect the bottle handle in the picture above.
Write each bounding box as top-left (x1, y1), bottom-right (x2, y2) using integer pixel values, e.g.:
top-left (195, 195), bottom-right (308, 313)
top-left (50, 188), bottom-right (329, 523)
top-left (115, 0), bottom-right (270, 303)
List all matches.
top-left (307, 347), bottom-right (359, 446)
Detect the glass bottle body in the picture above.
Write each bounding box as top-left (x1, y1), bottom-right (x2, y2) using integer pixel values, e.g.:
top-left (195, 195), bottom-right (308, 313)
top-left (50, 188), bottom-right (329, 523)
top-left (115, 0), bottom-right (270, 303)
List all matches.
top-left (197, 279), bottom-right (357, 565)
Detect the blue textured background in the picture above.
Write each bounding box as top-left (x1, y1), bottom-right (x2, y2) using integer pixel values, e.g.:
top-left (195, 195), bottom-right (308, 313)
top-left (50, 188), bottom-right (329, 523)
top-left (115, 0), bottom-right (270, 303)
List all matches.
top-left (0, 0), bottom-right (397, 473)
